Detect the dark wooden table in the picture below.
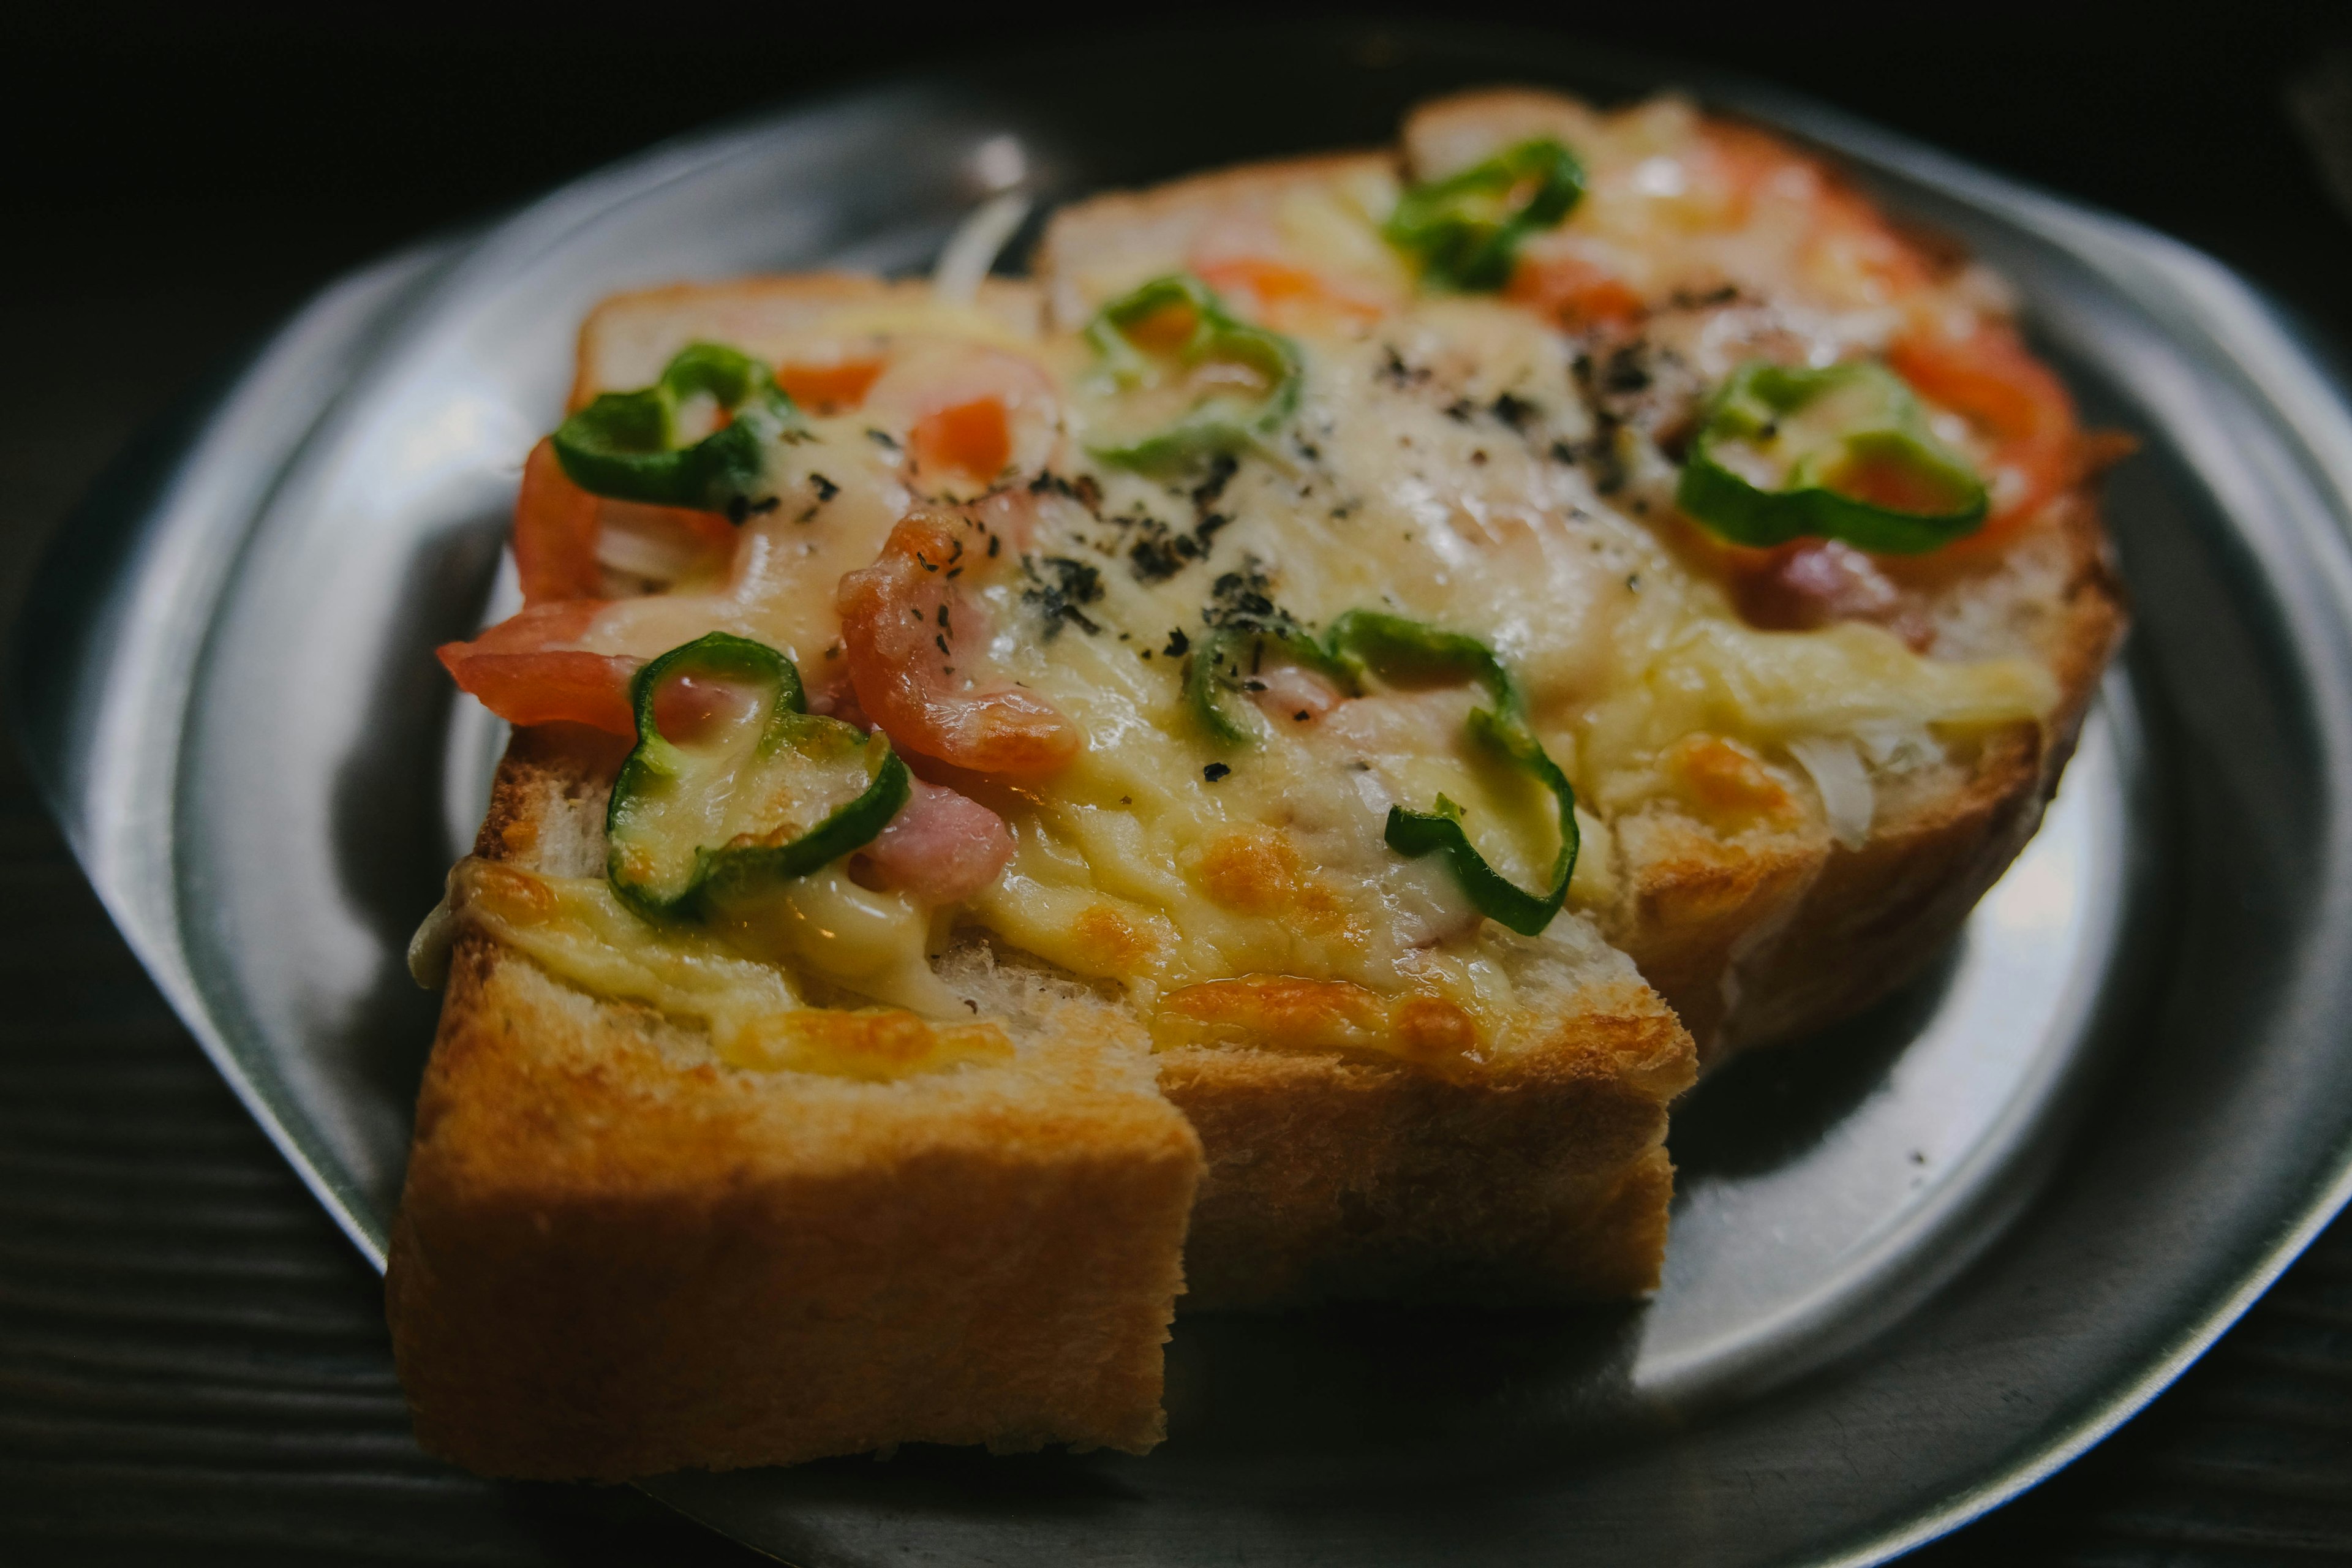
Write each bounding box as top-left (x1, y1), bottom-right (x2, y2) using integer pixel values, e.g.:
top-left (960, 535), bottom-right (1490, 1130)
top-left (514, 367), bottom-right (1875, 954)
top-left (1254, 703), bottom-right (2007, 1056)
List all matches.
top-left (3, 11), bottom-right (2349, 1562)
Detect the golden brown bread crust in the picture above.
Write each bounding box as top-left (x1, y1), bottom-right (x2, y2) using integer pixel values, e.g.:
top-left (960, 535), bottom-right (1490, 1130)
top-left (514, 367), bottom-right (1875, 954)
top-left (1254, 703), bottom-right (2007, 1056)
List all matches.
top-left (388, 734), bottom-right (1203, 1480)
top-left (1610, 490), bottom-right (2125, 1058)
top-left (1384, 88), bottom-right (2132, 1058)
top-left (396, 92), bottom-right (2128, 1471)
top-left (571, 273), bottom-right (1043, 410)
top-left (404, 738), bottom-right (1693, 1382)
top-left (1161, 982), bottom-right (1691, 1309)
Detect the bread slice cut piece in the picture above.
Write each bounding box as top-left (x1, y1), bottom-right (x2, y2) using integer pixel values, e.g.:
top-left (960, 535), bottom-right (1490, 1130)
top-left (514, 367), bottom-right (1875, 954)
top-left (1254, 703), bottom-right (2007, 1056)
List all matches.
top-left (526, 272), bottom-right (1705, 1316)
top-left (1033, 91), bottom-right (2124, 1063)
top-left (1395, 87), bottom-right (2127, 1058)
top-left (387, 729), bottom-right (1204, 1481)
top-left (1161, 982), bottom-right (1691, 1310)
top-left (393, 730), bottom-right (1692, 1472)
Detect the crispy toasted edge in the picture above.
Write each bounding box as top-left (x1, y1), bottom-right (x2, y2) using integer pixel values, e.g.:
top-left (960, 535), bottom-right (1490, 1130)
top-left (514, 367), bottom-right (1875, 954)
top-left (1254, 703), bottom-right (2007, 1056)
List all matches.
top-left (568, 273), bottom-right (1044, 410)
top-left (392, 727), bottom-right (1204, 1477)
top-left (432, 725), bottom-right (1210, 1183)
top-left (1378, 85), bottom-right (2130, 1055)
top-left (1031, 149), bottom-right (1398, 325)
top-left (1616, 489), bottom-right (2126, 1058)
top-left (452, 727), bottom-right (1697, 1322)
top-left (1158, 973), bottom-right (1692, 1308)
top-left (392, 940), bottom-right (1201, 1477)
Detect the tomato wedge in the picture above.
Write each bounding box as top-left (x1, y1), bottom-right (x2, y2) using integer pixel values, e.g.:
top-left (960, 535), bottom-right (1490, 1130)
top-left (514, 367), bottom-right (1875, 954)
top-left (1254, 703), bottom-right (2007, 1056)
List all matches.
top-left (777, 356), bottom-right (884, 415)
top-left (837, 510), bottom-right (1082, 777)
top-left (908, 396), bottom-right (1012, 487)
top-left (1193, 257), bottom-right (1387, 329)
top-left (512, 438), bottom-right (604, 605)
top-left (1507, 252), bottom-right (1645, 328)
top-left (1889, 321), bottom-right (2081, 549)
top-left (512, 437), bottom-right (740, 604)
top-left (437, 601), bottom-right (638, 735)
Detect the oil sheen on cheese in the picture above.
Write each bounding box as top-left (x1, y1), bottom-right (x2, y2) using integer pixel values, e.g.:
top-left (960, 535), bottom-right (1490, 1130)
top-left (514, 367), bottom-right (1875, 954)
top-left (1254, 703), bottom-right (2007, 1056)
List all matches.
top-left (503, 104), bottom-right (2057, 1042)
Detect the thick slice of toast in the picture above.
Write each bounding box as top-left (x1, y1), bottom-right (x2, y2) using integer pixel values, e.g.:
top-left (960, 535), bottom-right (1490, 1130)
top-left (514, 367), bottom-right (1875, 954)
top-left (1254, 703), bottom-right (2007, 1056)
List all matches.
top-left (1035, 96), bottom-right (2121, 1060)
top-left (397, 87), bottom-right (2120, 1476)
top-left (1387, 88), bottom-right (2127, 1054)
top-left (1162, 1006), bottom-right (1687, 1310)
top-left (559, 271), bottom-right (1702, 1302)
top-left (393, 727), bottom-right (1689, 1471)
top-left (388, 729), bottom-right (1203, 1480)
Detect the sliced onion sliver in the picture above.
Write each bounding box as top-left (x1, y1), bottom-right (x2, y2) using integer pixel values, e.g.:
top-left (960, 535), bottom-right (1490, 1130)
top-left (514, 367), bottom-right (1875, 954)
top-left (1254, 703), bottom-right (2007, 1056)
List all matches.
top-left (1787, 734), bottom-right (1874, 851)
top-left (933, 192), bottom-right (1033, 308)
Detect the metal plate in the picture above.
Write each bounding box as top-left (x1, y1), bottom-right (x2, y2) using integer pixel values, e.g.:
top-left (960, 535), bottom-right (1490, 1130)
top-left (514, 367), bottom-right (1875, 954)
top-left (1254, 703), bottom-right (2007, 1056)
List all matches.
top-left (17, 23), bottom-right (2352, 1568)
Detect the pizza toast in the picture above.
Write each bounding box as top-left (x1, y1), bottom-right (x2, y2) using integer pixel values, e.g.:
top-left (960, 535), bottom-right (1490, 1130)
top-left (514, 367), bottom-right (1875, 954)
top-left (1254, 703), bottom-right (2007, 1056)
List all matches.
top-left (392, 86), bottom-right (2127, 1479)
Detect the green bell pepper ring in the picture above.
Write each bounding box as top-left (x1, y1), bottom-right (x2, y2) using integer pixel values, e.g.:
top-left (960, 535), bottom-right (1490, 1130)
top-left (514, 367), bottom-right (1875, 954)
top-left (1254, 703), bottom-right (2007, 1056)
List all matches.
top-left (1326, 610), bottom-right (1579, 937)
top-left (1675, 359), bottom-right (1990, 554)
top-left (1083, 274), bottom-right (1303, 471)
top-left (606, 632), bottom-right (910, 920)
top-left (1185, 622), bottom-right (1351, 747)
top-left (1384, 138), bottom-right (1586, 293)
top-left (1186, 606), bottom-right (1578, 936)
top-left (552, 342), bottom-right (806, 519)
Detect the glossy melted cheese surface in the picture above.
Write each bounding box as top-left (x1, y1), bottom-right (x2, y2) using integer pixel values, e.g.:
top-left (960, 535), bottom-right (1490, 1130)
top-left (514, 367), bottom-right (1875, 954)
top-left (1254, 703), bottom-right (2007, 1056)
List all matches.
top-left (480, 95), bottom-right (2061, 1049)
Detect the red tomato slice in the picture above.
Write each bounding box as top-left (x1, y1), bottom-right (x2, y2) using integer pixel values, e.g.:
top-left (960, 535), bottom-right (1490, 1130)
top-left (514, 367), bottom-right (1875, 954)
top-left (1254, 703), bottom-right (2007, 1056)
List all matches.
top-left (437, 600), bottom-right (638, 736)
top-left (1508, 253), bottom-right (1646, 328)
top-left (837, 510), bottom-right (1081, 777)
top-left (1890, 322), bottom-right (2081, 550)
top-left (778, 357), bottom-right (885, 415)
top-left (1193, 258), bottom-right (1387, 328)
top-left (512, 438), bottom-right (603, 605)
top-left (513, 436), bottom-right (742, 605)
top-left (908, 397), bottom-right (1012, 487)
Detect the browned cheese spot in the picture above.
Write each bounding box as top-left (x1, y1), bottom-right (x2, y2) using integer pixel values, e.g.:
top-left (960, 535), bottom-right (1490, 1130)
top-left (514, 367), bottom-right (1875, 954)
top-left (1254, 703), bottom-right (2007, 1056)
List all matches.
top-left (726, 1008), bottom-right (1014, 1081)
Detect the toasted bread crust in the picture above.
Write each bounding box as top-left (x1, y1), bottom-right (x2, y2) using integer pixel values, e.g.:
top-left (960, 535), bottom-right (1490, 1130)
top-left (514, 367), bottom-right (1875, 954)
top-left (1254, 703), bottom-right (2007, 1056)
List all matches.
top-left (398, 92), bottom-right (2126, 1474)
top-left (1611, 493), bottom-right (2125, 1055)
top-left (390, 735), bottom-right (1204, 1480)
top-left (571, 273), bottom-right (1044, 409)
top-left (1161, 981), bottom-right (1691, 1308)
top-left (396, 731), bottom-right (1692, 1472)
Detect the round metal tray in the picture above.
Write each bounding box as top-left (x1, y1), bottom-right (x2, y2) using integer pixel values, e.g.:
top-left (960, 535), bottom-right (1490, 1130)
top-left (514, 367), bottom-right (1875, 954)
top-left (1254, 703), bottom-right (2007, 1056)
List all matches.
top-left (18, 23), bottom-right (2352, 1568)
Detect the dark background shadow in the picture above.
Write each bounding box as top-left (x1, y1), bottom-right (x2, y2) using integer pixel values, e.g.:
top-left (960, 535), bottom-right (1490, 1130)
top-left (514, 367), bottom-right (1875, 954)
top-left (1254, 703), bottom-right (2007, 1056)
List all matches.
top-left (4, 3), bottom-right (2350, 1565)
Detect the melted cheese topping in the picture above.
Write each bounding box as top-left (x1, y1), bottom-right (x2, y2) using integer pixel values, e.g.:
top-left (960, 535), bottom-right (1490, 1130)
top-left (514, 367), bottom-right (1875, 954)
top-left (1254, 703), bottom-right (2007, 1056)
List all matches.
top-left (420, 858), bottom-right (993, 1079)
top-left (496, 94), bottom-right (2062, 1042)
